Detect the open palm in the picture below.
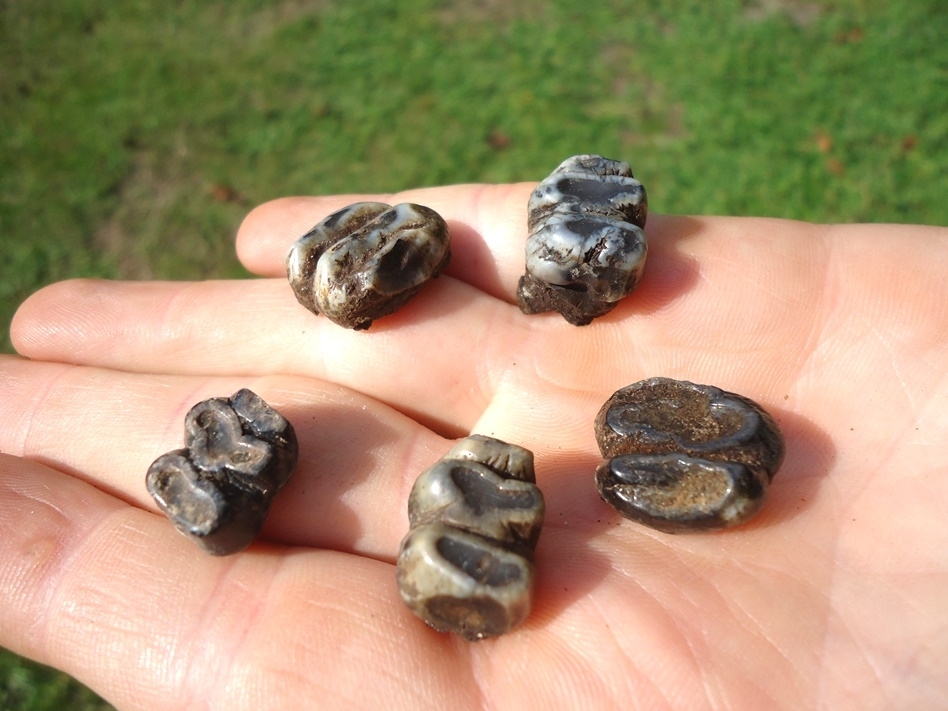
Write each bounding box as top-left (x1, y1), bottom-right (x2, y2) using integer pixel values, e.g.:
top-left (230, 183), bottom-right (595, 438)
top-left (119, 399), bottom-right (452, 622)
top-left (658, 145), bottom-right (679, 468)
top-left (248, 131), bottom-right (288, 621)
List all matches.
top-left (2, 184), bottom-right (946, 709)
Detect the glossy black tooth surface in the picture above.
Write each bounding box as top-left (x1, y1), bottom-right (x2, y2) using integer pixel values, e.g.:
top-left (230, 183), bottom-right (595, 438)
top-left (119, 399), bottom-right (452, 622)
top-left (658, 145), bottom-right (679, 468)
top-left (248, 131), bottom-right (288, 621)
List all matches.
top-left (594, 377), bottom-right (784, 532)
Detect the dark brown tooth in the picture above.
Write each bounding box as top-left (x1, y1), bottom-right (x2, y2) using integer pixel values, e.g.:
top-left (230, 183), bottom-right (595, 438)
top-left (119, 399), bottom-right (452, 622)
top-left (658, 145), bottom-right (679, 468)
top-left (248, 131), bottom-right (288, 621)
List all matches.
top-left (285, 202), bottom-right (451, 330)
top-left (594, 377), bottom-right (784, 532)
top-left (146, 389), bottom-right (298, 555)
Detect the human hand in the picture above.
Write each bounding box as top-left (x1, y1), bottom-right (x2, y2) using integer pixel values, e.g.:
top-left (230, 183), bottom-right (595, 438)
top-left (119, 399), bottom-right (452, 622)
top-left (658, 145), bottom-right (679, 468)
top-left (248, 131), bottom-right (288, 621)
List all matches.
top-left (2, 184), bottom-right (946, 709)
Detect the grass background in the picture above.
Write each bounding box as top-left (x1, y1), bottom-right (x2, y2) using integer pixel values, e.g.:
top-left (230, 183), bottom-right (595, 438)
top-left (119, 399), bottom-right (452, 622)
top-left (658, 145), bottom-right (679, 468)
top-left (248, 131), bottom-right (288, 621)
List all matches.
top-left (1, 0), bottom-right (946, 707)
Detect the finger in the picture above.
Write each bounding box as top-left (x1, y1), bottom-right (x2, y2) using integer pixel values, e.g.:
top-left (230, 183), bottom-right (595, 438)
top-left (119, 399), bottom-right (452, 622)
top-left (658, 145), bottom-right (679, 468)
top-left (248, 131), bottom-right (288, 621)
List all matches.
top-left (0, 356), bottom-right (623, 559)
top-left (236, 187), bottom-right (705, 309)
top-left (235, 196), bottom-right (835, 396)
top-left (0, 454), bottom-right (481, 710)
top-left (9, 214), bottom-right (814, 435)
top-left (11, 275), bottom-right (523, 434)
top-left (236, 184), bottom-right (533, 303)
top-left (0, 356), bottom-right (444, 559)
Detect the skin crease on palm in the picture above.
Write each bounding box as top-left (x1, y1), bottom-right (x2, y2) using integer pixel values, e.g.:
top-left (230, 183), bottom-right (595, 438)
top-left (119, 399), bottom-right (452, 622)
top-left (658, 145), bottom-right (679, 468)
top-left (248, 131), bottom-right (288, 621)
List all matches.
top-left (0, 182), bottom-right (946, 710)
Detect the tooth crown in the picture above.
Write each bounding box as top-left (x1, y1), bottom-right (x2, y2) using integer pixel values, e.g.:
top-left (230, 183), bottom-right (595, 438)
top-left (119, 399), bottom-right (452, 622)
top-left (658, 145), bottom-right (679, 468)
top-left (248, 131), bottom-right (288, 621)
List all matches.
top-left (286, 201), bottom-right (451, 330)
top-left (146, 389), bottom-right (298, 555)
top-left (594, 378), bottom-right (784, 533)
top-left (396, 435), bottom-right (545, 641)
top-left (518, 154), bottom-right (648, 326)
